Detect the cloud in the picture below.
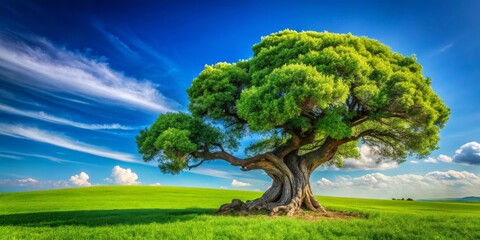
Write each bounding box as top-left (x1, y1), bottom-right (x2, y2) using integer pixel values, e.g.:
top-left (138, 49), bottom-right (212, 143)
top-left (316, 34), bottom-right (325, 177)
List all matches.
top-left (437, 154), bottom-right (453, 163)
top-left (0, 153), bottom-right (22, 159)
top-left (424, 154), bottom-right (453, 163)
top-left (18, 178), bottom-right (39, 185)
top-left (0, 32), bottom-right (177, 112)
top-left (438, 43), bottom-right (454, 53)
top-left (231, 179), bottom-right (251, 187)
top-left (410, 160), bottom-right (419, 164)
top-left (106, 166), bottom-right (139, 185)
top-left (453, 142), bottom-right (480, 165)
top-left (0, 178), bottom-right (69, 188)
top-left (316, 170), bottom-right (480, 199)
top-left (341, 145), bottom-right (399, 170)
top-left (149, 182), bottom-right (161, 186)
top-left (0, 124), bottom-right (140, 163)
top-left (69, 172), bottom-right (91, 186)
top-left (0, 151), bottom-right (98, 166)
top-left (0, 103), bottom-right (133, 130)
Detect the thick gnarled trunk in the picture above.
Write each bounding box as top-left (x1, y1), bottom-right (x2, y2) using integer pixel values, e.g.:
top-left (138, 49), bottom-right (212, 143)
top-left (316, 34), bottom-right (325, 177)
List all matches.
top-left (218, 154), bottom-right (326, 216)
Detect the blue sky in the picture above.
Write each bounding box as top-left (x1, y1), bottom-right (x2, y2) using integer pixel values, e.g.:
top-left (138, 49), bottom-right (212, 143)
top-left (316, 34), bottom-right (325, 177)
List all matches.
top-left (0, 0), bottom-right (479, 199)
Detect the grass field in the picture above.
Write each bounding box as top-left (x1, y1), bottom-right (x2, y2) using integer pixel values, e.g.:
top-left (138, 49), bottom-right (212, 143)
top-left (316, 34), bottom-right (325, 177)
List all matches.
top-left (1, 186), bottom-right (479, 239)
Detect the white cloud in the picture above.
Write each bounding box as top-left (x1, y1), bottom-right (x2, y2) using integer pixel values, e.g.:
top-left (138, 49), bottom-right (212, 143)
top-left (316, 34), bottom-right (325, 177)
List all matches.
top-left (0, 151), bottom-right (98, 166)
top-left (231, 179), bottom-right (251, 187)
top-left (424, 157), bottom-right (437, 163)
top-left (107, 166), bottom-right (139, 185)
top-left (0, 103), bottom-right (133, 130)
top-left (0, 124), bottom-right (141, 163)
top-left (437, 154), bottom-right (453, 163)
top-left (0, 33), bottom-right (177, 112)
top-left (453, 142), bottom-right (480, 165)
top-left (149, 182), bottom-right (161, 186)
top-left (424, 154), bottom-right (453, 163)
top-left (69, 172), bottom-right (91, 187)
top-left (18, 178), bottom-right (39, 185)
top-left (0, 153), bottom-right (22, 159)
top-left (438, 43), bottom-right (454, 53)
top-left (316, 170), bottom-right (480, 199)
top-left (342, 145), bottom-right (399, 170)
top-left (0, 178), bottom-right (69, 188)
top-left (410, 160), bottom-right (419, 164)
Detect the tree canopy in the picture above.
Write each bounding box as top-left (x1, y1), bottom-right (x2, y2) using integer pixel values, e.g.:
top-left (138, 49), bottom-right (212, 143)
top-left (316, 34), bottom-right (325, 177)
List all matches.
top-left (137, 30), bottom-right (449, 175)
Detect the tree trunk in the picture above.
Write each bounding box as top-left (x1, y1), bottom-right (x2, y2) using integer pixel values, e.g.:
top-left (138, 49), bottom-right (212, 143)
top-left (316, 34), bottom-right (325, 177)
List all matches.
top-left (218, 153), bottom-right (326, 216)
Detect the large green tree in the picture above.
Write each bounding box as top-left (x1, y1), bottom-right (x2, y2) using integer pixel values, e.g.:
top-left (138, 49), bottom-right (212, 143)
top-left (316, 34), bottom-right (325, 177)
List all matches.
top-left (136, 30), bottom-right (449, 216)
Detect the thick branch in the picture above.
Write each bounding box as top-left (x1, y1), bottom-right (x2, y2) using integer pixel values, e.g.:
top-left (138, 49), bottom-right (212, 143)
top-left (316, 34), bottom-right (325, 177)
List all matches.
top-left (190, 149), bottom-right (276, 171)
top-left (301, 130), bottom-right (375, 172)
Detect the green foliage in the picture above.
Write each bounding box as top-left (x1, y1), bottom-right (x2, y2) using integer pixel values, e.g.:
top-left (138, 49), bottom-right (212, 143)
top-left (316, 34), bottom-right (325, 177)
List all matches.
top-left (2, 187), bottom-right (479, 239)
top-left (140, 30), bottom-right (449, 173)
top-left (136, 113), bottom-right (221, 174)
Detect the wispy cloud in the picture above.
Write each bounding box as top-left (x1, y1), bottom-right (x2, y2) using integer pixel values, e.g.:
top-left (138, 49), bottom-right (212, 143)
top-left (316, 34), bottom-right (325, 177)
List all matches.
top-left (438, 43), bottom-right (454, 53)
top-left (0, 103), bottom-right (134, 130)
top-left (0, 150), bottom-right (98, 166)
top-left (0, 32), bottom-right (178, 112)
top-left (0, 123), bottom-right (141, 163)
top-left (0, 153), bottom-right (22, 159)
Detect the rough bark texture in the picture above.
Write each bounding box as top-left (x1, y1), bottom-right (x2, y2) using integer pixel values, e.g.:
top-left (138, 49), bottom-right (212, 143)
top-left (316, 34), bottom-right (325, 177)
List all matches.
top-left (217, 153), bottom-right (327, 216)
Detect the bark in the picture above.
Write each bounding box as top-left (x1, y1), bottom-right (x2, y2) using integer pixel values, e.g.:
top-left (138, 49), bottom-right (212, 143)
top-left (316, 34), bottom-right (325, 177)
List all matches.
top-left (217, 153), bottom-right (326, 216)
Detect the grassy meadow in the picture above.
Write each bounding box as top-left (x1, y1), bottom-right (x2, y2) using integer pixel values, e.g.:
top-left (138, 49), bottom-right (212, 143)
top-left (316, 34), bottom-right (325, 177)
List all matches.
top-left (1, 186), bottom-right (479, 239)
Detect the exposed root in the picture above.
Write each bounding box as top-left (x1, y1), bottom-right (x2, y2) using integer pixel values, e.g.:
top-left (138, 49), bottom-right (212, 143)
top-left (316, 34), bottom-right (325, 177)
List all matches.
top-left (216, 200), bottom-right (362, 220)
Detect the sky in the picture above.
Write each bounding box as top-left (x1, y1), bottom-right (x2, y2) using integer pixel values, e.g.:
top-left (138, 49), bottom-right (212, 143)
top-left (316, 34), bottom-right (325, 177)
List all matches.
top-left (0, 0), bottom-right (479, 199)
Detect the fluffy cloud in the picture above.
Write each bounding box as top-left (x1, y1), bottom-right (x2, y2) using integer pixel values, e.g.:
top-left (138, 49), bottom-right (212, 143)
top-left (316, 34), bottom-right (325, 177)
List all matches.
top-left (231, 179), bottom-right (251, 187)
top-left (342, 145), bottom-right (399, 170)
top-left (453, 142), bottom-right (480, 165)
top-left (69, 172), bottom-right (91, 187)
top-left (424, 154), bottom-right (453, 163)
top-left (424, 157), bottom-right (438, 163)
top-left (106, 166), bottom-right (139, 185)
top-left (149, 182), bottom-right (161, 186)
top-left (316, 170), bottom-right (480, 199)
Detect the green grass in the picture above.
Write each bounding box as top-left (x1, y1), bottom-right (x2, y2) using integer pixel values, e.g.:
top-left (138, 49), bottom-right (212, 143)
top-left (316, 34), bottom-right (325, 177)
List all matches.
top-left (1, 186), bottom-right (479, 239)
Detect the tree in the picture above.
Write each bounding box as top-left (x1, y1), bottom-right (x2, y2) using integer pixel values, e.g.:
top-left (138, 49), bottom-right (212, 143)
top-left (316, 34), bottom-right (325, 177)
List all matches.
top-left (136, 30), bottom-right (449, 216)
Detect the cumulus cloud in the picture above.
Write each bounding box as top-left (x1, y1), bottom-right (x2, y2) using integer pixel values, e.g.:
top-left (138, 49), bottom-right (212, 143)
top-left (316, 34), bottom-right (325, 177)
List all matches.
top-left (437, 154), bottom-right (453, 163)
top-left (106, 166), bottom-right (139, 185)
top-left (316, 170), bottom-right (480, 199)
top-left (453, 142), bottom-right (480, 165)
top-left (0, 32), bottom-right (177, 112)
top-left (0, 124), bottom-right (140, 164)
top-left (424, 154), bottom-right (453, 163)
top-left (149, 182), bottom-right (161, 186)
top-left (341, 145), bottom-right (399, 170)
top-left (69, 172), bottom-right (91, 187)
top-left (0, 103), bottom-right (133, 130)
top-left (231, 179), bottom-right (251, 187)
top-left (410, 160), bottom-right (419, 164)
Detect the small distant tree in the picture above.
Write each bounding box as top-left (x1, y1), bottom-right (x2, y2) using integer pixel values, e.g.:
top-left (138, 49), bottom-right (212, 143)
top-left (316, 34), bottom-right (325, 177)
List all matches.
top-left (136, 30), bottom-right (449, 216)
